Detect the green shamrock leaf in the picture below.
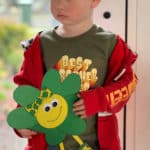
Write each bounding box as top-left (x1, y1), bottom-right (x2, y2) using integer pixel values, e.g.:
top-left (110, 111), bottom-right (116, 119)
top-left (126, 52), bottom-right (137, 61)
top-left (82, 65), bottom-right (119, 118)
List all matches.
top-left (7, 108), bottom-right (36, 129)
top-left (14, 86), bottom-right (40, 106)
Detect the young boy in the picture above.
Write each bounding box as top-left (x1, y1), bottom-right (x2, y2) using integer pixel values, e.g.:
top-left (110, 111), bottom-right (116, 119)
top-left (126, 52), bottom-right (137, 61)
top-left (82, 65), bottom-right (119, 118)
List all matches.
top-left (13, 0), bottom-right (137, 149)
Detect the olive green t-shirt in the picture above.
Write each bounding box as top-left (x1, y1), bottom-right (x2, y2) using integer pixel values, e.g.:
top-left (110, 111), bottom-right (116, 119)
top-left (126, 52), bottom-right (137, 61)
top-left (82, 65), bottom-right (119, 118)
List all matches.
top-left (40, 25), bottom-right (117, 149)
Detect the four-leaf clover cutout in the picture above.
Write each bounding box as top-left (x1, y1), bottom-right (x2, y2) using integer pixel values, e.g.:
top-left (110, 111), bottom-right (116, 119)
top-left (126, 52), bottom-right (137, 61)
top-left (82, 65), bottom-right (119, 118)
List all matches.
top-left (7, 69), bottom-right (86, 145)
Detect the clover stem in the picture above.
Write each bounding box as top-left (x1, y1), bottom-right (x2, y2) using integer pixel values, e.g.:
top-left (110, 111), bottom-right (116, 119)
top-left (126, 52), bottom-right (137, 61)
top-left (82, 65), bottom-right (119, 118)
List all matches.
top-left (59, 142), bottom-right (65, 150)
top-left (72, 135), bottom-right (84, 145)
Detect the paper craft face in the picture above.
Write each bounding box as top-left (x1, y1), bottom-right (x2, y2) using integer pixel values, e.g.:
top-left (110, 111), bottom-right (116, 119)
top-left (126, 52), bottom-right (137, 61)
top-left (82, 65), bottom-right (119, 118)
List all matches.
top-left (34, 91), bottom-right (68, 128)
top-left (7, 69), bottom-right (86, 145)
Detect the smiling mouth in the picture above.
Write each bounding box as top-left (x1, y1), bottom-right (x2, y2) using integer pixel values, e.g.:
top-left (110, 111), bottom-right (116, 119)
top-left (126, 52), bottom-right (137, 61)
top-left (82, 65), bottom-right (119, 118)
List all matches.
top-left (47, 107), bottom-right (62, 122)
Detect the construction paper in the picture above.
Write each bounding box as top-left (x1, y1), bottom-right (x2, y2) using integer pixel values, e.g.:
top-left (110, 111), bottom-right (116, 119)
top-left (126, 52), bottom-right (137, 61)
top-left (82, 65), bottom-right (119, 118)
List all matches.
top-left (7, 69), bottom-right (86, 145)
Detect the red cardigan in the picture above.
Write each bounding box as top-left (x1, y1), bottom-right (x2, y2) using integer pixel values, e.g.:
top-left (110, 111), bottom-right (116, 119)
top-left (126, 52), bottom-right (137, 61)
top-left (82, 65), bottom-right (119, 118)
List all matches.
top-left (14, 33), bottom-right (137, 150)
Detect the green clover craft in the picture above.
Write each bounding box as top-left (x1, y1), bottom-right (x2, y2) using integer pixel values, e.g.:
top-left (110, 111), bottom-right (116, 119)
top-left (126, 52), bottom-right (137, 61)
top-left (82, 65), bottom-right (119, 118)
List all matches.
top-left (7, 69), bottom-right (92, 149)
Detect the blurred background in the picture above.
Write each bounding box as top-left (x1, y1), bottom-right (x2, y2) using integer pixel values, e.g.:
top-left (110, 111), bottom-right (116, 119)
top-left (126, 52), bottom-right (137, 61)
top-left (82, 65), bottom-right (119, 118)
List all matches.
top-left (0, 0), bottom-right (58, 149)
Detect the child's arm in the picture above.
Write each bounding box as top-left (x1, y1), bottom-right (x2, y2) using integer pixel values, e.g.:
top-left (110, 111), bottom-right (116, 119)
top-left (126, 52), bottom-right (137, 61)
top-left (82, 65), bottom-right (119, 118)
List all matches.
top-left (76, 36), bottom-right (138, 117)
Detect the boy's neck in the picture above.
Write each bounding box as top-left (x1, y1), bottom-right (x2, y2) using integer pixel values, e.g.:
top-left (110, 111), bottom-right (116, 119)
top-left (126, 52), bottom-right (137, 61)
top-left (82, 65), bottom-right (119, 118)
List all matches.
top-left (55, 20), bottom-right (93, 38)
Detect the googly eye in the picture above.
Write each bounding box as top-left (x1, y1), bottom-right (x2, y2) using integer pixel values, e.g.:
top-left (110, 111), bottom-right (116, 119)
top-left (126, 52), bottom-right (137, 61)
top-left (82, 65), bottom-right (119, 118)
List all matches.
top-left (51, 99), bottom-right (58, 107)
top-left (44, 104), bottom-right (51, 112)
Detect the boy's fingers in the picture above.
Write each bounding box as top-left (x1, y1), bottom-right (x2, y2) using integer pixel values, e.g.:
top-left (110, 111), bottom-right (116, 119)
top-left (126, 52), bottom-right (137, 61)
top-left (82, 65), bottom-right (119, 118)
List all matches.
top-left (24, 130), bottom-right (37, 135)
top-left (18, 129), bottom-right (37, 138)
top-left (73, 99), bottom-right (84, 107)
top-left (77, 94), bottom-right (81, 98)
top-left (31, 131), bottom-right (37, 135)
top-left (75, 110), bottom-right (85, 115)
top-left (23, 135), bottom-right (32, 139)
top-left (80, 114), bottom-right (87, 119)
top-left (28, 136), bottom-right (33, 139)
top-left (74, 110), bottom-right (87, 119)
top-left (73, 104), bottom-right (85, 112)
top-left (73, 98), bottom-right (87, 118)
top-left (22, 131), bottom-right (36, 139)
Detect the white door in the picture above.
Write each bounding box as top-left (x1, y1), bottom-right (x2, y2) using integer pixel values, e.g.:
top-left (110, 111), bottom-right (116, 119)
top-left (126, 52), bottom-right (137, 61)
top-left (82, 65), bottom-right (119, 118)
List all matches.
top-left (93, 1), bottom-right (126, 149)
top-left (127, 0), bottom-right (150, 150)
top-left (94, 0), bottom-right (150, 150)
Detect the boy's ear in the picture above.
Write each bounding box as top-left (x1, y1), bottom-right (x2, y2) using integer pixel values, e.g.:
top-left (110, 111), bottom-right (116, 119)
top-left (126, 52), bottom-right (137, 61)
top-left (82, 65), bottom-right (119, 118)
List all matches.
top-left (91, 0), bottom-right (101, 8)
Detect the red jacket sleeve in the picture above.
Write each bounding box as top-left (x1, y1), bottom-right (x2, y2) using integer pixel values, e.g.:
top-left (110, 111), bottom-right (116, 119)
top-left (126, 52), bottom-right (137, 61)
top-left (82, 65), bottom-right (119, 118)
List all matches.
top-left (13, 33), bottom-right (44, 137)
top-left (80, 36), bottom-right (138, 117)
top-left (13, 33), bottom-right (43, 89)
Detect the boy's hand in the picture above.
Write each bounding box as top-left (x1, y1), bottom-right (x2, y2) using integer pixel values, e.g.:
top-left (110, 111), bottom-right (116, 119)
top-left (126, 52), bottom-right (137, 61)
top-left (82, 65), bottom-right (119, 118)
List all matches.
top-left (73, 95), bottom-right (87, 119)
top-left (17, 129), bottom-right (37, 139)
